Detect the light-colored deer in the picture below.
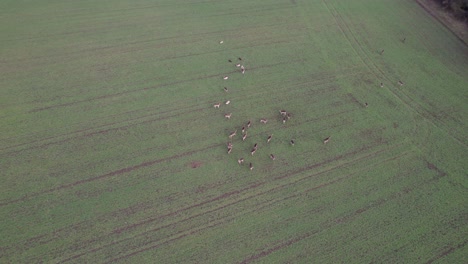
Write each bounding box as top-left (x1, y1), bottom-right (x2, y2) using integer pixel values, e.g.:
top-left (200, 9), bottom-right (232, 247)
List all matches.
top-left (236, 63), bottom-right (241, 67)
top-left (223, 76), bottom-right (229, 80)
top-left (249, 163), bottom-right (254, 170)
top-left (224, 87), bottom-right (228, 92)
top-left (251, 148), bottom-right (256, 156)
top-left (227, 147), bottom-right (232, 154)
top-left (229, 130), bottom-right (237, 139)
top-left (270, 154), bottom-right (276, 160)
top-left (380, 82), bottom-right (384, 88)
top-left (260, 118), bottom-right (268, 124)
top-left (279, 110), bottom-right (287, 116)
top-left (267, 134), bottom-right (273, 143)
top-left (242, 133), bottom-right (247, 141)
top-left (224, 113), bottom-right (232, 119)
top-left (247, 121), bottom-right (251, 128)
top-left (282, 117), bottom-right (287, 124)
top-left (398, 80), bottom-right (404, 86)
top-left (253, 143), bottom-right (258, 150)
top-left (241, 126), bottom-right (246, 133)
top-left (323, 136), bottom-right (331, 144)
top-left (238, 158), bottom-right (244, 165)
top-left (290, 139), bottom-right (295, 146)
top-left (225, 100), bottom-right (230, 105)
top-left (214, 103), bottom-right (221, 108)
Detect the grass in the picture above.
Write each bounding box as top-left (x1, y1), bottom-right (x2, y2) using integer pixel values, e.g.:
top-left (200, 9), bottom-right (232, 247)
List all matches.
top-left (0, 0), bottom-right (467, 263)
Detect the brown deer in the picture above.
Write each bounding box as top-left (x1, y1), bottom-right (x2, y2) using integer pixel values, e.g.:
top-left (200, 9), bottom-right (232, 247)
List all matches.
top-left (229, 130), bottom-right (237, 139)
top-left (253, 143), bottom-right (258, 150)
top-left (364, 102), bottom-right (368, 108)
top-left (238, 158), bottom-right (244, 165)
top-left (267, 134), bottom-right (273, 143)
top-left (224, 87), bottom-right (228, 92)
top-left (380, 82), bottom-right (384, 88)
top-left (398, 80), bottom-right (404, 86)
top-left (241, 126), bottom-right (246, 133)
top-left (227, 142), bottom-right (233, 148)
top-left (242, 133), bottom-right (247, 141)
top-left (290, 139), bottom-right (295, 146)
top-left (214, 103), bottom-right (221, 108)
top-left (227, 147), bottom-right (232, 154)
top-left (241, 68), bottom-right (245, 74)
top-left (323, 136), bottom-right (331, 144)
top-left (224, 113), bottom-right (232, 119)
top-left (282, 117), bottom-right (287, 124)
top-left (287, 113), bottom-right (292, 120)
top-left (260, 118), bottom-right (268, 124)
top-left (270, 154), bottom-right (276, 160)
top-left (228, 59), bottom-right (232, 63)
top-left (249, 163), bottom-right (254, 171)
top-left (251, 148), bottom-right (256, 156)
top-left (247, 120), bottom-right (251, 128)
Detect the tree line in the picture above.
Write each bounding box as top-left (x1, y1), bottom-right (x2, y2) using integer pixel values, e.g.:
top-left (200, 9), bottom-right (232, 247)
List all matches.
top-left (439, 0), bottom-right (468, 20)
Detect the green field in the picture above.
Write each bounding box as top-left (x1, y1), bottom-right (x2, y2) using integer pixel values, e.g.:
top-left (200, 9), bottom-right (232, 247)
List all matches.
top-left (1, 0), bottom-right (467, 263)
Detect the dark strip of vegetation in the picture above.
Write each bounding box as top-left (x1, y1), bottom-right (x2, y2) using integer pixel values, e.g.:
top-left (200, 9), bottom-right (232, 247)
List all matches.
top-left (438, 0), bottom-right (468, 21)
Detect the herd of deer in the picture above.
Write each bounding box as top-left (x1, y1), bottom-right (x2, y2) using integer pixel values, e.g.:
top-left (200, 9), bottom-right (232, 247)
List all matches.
top-left (212, 50), bottom-right (335, 171)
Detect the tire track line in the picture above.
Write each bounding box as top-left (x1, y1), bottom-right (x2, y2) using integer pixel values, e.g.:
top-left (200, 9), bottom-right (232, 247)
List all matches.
top-left (61, 143), bottom-right (404, 262)
top-left (82, 146), bottom-right (407, 263)
top-left (0, 143), bottom-right (221, 207)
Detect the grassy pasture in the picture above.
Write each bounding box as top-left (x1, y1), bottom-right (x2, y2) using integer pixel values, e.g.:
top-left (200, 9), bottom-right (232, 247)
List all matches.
top-left (0, 0), bottom-right (467, 263)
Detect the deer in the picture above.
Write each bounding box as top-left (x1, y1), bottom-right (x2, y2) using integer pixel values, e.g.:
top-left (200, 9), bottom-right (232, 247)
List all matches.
top-left (214, 103), bottom-right (221, 108)
top-left (242, 133), bottom-right (247, 141)
top-left (282, 117), bottom-right (287, 124)
top-left (224, 113), bottom-right (232, 119)
top-left (227, 142), bottom-right (233, 148)
top-left (323, 136), bottom-right (331, 144)
top-left (238, 158), bottom-right (244, 165)
top-left (260, 118), bottom-right (268, 124)
top-left (270, 154), bottom-right (276, 160)
top-left (380, 82), bottom-right (384, 88)
top-left (379, 49), bottom-right (384, 55)
top-left (402, 37), bottom-right (406, 43)
top-left (225, 100), bottom-right (230, 105)
top-left (223, 76), bottom-right (229, 80)
top-left (287, 113), bottom-right (292, 120)
top-left (290, 139), bottom-right (295, 146)
top-left (236, 63), bottom-right (241, 67)
top-left (251, 148), bottom-right (256, 156)
top-left (228, 59), bottom-right (232, 63)
top-left (227, 147), bottom-right (232, 154)
top-left (253, 143), bottom-right (258, 150)
top-left (267, 134), bottom-right (273, 143)
top-left (398, 80), bottom-right (404, 86)
top-left (249, 163), bottom-right (253, 171)
top-left (247, 120), bottom-right (251, 128)
top-left (238, 57), bottom-right (242, 61)
top-left (224, 87), bottom-right (228, 92)
top-left (364, 102), bottom-right (368, 108)
top-left (219, 40), bottom-right (224, 44)
top-left (241, 68), bottom-right (245, 74)
top-left (241, 65), bottom-right (245, 74)
top-left (229, 130), bottom-right (237, 139)
top-left (241, 126), bottom-right (246, 133)
top-left (279, 110), bottom-right (287, 116)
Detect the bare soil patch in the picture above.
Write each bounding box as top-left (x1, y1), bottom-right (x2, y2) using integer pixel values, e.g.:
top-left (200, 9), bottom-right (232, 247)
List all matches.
top-left (190, 161), bottom-right (203, 168)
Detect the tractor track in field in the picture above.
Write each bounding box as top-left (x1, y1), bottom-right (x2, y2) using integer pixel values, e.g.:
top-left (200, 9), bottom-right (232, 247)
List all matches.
top-left (28, 58), bottom-right (306, 114)
top-left (238, 156), bottom-right (449, 264)
top-left (5, 22), bottom-right (292, 65)
top-left (55, 142), bottom-right (403, 262)
top-left (323, 0), bottom-right (467, 147)
top-left (2, 64), bottom-right (365, 156)
top-left (425, 239), bottom-right (468, 264)
top-left (0, 143), bottom-right (221, 208)
top-left (85, 149), bottom-right (409, 263)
